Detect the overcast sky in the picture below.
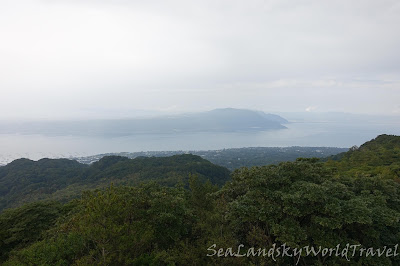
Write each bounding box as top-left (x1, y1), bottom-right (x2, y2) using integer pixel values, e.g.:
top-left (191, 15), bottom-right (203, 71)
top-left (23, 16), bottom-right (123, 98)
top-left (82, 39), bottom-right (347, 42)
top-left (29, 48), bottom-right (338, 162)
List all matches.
top-left (1, 0), bottom-right (400, 119)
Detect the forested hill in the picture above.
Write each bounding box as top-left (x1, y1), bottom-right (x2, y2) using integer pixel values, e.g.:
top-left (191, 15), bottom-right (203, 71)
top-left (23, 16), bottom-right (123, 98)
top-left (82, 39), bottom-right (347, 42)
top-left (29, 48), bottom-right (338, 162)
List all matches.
top-left (0, 154), bottom-right (230, 212)
top-left (325, 134), bottom-right (400, 178)
top-left (0, 135), bottom-right (399, 265)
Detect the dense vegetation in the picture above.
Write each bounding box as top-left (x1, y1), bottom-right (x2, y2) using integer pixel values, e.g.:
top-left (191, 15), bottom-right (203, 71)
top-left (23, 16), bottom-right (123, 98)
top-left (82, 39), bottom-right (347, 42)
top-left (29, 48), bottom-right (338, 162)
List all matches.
top-left (325, 134), bottom-right (400, 179)
top-left (0, 134), bottom-right (399, 265)
top-left (0, 154), bottom-right (230, 212)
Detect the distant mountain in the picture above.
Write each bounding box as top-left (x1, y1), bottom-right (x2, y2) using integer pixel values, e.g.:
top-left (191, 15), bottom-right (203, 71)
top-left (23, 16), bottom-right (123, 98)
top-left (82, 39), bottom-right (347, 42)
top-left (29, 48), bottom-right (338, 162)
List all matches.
top-left (0, 154), bottom-right (230, 212)
top-left (255, 110), bottom-right (289, 124)
top-left (276, 111), bottom-right (400, 123)
top-left (175, 108), bottom-right (287, 132)
top-left (0, 108), bottom-right (287, 136)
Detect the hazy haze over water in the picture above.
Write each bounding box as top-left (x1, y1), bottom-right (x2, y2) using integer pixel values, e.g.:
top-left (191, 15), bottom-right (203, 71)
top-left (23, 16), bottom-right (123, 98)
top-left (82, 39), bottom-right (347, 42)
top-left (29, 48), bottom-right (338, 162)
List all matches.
top-left (0, 119), bottom-right (398, 165)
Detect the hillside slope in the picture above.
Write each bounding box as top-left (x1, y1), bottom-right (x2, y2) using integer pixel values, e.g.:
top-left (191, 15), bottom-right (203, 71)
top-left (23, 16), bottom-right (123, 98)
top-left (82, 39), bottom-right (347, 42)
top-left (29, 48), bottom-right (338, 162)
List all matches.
top-left (325, 134), bottom-right (400, 178)
top-left (0, 154), bottom-right (230, 212)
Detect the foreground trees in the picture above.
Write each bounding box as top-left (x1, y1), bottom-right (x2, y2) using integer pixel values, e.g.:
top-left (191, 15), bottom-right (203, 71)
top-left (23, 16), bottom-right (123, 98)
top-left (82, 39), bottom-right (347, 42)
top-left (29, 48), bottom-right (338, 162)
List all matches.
top-left (2, 158), bottom-right (400, 265)
top-left (220, 158), bottom-right (400, 265)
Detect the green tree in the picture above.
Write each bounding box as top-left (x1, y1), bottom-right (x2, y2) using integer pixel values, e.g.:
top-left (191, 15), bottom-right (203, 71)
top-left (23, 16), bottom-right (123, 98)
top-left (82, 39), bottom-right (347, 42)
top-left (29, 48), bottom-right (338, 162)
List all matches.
top-left (0, 201), bottom-right (63, 262)
top-left (219, 159), bottom-right (400, 265)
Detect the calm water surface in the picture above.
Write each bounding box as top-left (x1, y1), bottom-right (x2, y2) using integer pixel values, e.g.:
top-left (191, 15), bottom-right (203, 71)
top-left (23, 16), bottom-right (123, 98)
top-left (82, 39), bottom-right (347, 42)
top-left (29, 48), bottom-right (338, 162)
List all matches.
top-left (0, 121), bottom-right (399, 165)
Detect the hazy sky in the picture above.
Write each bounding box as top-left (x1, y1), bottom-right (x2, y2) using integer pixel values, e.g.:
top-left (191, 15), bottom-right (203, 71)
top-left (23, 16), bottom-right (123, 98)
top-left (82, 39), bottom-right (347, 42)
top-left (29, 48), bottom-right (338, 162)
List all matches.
top-left (1, 0), bottom-right (400, 119)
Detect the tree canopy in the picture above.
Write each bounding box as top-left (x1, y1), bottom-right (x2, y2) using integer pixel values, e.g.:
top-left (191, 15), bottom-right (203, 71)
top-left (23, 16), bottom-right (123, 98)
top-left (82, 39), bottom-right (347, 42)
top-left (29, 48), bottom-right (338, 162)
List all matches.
top-left (1, 135), bottom-right (399, 265)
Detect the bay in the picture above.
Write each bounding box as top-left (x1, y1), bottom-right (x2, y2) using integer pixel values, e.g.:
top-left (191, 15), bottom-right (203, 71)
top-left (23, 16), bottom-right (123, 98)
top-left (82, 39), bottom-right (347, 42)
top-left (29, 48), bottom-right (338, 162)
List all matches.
top-left (0, 120), bottom-right (399, 165)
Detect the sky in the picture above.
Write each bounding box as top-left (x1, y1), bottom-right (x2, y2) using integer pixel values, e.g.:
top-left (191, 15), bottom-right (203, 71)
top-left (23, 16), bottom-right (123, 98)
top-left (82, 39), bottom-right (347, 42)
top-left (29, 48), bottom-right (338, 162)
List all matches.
top-left (1, 0), bottom-right (400, 119)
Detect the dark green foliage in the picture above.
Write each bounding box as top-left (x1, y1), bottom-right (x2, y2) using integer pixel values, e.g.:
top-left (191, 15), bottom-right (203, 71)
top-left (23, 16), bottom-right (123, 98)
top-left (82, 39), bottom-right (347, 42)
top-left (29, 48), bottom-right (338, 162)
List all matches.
top-left (1, 135), bottom-right (400, 265)
top-left (0, 154), bottom-right (230, 212)
top-left (0, 201), bottom-right (64, 262)
top-left (83, 154), bottom-right (230, 186)
top-left (5, 184), bottom-right (195, 265)
top-left (326, 134), bottom-right (400, 179)
top-left (219, 159), bottom-right (400, 265)
top-left (5, 159), bottom-right (399, 265)
top-left (0, 158), bottom-right (87, 211)
top-left (3, 180), bottom-right (242, 265)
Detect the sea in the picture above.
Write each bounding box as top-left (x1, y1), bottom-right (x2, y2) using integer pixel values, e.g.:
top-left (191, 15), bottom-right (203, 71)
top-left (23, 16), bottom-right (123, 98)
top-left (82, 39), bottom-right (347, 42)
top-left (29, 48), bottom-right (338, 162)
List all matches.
top-left (0, 119), bottom-right (399, 166)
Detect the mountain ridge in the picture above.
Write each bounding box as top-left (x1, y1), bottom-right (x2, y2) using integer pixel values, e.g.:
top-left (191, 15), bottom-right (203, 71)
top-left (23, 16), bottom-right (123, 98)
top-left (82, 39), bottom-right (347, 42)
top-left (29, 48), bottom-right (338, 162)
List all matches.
top-left (325, 134), bottom-right (400, 178)
top-left (0, 108), bottom-right (287, 136)
top-left (0, 154), bottom-right (230, 212)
